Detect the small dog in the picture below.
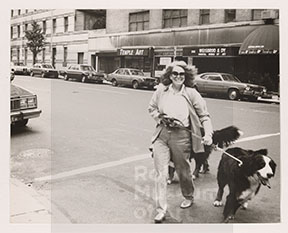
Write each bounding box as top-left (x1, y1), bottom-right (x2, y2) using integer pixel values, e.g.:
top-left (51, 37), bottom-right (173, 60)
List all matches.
top-left (213, 147), bottom-right (276, 223)
top-left (168, 126), bottom-right (242, 182)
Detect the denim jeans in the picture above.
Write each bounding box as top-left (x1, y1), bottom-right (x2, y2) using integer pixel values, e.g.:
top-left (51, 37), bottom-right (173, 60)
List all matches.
top-left (153, 126), bottom-right (194, 214)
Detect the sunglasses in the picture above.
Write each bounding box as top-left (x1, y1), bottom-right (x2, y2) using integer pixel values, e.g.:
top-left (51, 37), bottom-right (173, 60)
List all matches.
top-left (172, 71), bottom-right (185, 77)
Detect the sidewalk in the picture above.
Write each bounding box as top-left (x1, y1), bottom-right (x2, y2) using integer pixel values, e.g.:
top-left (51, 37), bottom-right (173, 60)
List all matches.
top-left (10, 178), bottom-right (70, 223)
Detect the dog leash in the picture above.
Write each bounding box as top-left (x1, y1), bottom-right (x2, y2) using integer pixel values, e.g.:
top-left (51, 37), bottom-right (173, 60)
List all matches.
top-left (163, 117), bottom-right (243, 167)
top-left (213, 146), bottom-right (243, 167)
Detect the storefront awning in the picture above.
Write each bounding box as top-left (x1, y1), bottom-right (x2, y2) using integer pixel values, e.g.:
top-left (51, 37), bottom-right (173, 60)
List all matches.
top-left (239, 25), bottom-right (279, 55)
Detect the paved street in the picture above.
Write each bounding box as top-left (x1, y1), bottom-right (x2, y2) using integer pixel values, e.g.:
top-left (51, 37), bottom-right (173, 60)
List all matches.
top-left (10, 75), bottom-right (280, 224)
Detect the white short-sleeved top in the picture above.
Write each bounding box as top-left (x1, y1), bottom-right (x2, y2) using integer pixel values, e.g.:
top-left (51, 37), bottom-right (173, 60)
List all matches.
top-left (162, 84), bottom-right (189, 127)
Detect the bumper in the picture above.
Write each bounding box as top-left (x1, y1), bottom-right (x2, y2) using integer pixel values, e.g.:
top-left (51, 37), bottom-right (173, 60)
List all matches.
top-left (11, 108), bottom-right (42, 123)
top-left (141, 80), bottom-right (156, 88)
top-left (88, 76), bottom-right (104, 82)
top-left (242, 90), bottom-right (265, 98)
top-left (15, 69), bottom-right (29, 74)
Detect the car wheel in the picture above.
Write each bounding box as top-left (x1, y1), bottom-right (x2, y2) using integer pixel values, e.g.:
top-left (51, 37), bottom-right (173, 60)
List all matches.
top-left (111, 79), bottom-right (118, 86)
top-left (132, 80), bottom-right (139, 89)
top-left (30, 71), bottom-right (34, 77)
top-left (81, 76), bottom-right (87, 83)
top-left (64, 73), bottom-right (69, 81)
top-left (14, 119), bottom-right (28, 127)
top-left (228, 89), bottom-right (239, 100)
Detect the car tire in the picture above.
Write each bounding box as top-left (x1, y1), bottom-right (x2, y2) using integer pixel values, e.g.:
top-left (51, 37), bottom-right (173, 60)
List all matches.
top-left (81, 76), bottom-right (87, 83)
top-left (14, 119), bottom-right (28, 127)
top-left (111, 79), bottom-right (118, 87)
top-left (64, 73), bottom-right (69, 81)
top-left (30, 71), bottom-right (34, 77)
top-left (132, 80), bottom-right (139, 89)
top-left (228, 89), bottom-right (239, 100)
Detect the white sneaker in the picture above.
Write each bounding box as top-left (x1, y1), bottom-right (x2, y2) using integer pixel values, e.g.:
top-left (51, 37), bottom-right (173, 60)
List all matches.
top-left (154, 212), bottom-right (165, 223)
top-left (180, 199), bottom-right (193, 209)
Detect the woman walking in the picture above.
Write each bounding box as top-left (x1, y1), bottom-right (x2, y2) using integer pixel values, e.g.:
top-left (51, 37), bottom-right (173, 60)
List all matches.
top-left (148, 60), bottom-right (213, 223)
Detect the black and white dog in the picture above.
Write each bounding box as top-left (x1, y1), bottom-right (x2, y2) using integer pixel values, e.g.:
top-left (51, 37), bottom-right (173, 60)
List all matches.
top-left (213, 147), bottom-right (277, 223)
top-left (168, 126), bottom-right (242, 182)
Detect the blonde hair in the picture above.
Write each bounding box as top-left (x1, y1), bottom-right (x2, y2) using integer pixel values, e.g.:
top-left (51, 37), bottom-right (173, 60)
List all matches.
top-left (160, 61), bottom-right (198, 87)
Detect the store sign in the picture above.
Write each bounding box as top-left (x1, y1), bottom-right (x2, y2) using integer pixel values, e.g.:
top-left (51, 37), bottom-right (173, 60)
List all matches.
top-left (159, 57), bottom-right (171, 65)
top-left (239, 48), bottom-right (279, 55)
top-left (117, 48), bottom-right (149, 56)
top-left (183, 46), bottom-right (239, 56)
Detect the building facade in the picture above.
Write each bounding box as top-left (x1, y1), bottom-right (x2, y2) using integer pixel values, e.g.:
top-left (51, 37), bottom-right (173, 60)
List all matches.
top-left (10, 9), bottom-right (279, 91)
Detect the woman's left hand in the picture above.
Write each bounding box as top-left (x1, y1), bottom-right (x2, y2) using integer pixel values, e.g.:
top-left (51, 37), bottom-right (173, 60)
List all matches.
top-left (202, 135), bottom-right (213, 146)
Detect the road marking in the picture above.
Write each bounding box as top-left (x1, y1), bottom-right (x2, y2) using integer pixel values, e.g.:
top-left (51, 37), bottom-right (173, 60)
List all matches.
top-left (79, 87), bottom-right (127, 95)
top-left (34, 153), bottom-right (150, 182)
top-left (224, 106), bottom-right (279, 113)
top-left (34, 132), bottom-right (280, 182)
top-left (237, 132), bottom-right (280, 143)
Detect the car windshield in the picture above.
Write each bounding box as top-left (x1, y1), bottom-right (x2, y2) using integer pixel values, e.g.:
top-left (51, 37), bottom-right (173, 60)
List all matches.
top-left (43, 64), bottom-right (53, 68)
top-left (81, 65), bottom-right (94, 71)
top-left (222, 74), bottom-right (241, 82)
top-left (130, 69), bottom-right (144, 76)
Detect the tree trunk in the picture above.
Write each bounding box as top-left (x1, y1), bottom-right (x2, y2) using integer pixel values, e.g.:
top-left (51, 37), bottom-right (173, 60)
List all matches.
top-left (33, 52), bottom-right (37, 65)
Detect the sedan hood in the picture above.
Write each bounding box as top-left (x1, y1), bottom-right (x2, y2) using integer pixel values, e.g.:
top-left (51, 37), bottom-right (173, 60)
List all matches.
top-left (11, 84), bottom-right (33, 98)
top-left (244, 83), bottom-right (266, 89)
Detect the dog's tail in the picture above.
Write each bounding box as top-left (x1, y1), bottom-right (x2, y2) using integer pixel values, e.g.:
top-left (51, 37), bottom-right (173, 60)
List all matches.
top-left (212, 126), bottom-right (243, 148)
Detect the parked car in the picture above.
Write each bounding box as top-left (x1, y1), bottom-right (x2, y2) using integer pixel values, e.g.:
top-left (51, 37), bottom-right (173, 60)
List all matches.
top-left (11, 62), bottom-right (30, 75)
top-left (10, 68), bottom-right (15, 81)
top-left (194, 72), bottom-right (267, 101)
top-left (30, 63), bottom-right (59, 78)
top-left (10, 82), bottom-right (42, 127)
top-left (107, 68), bottom-right (157, 89)
top-left (63, 64), bottom-right (105, 83)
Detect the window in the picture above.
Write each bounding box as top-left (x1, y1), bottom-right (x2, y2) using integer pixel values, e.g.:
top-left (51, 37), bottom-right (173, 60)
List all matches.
top-left (25, 9), bottom-right (28, 14)
top-left (64, 17), bottom-right (69, 32)
top-left (77, 52), bottom-right (84, 64)
top-left (42, 48), bottom-right (45, 62)
top-left (17, 48), bottom-right (20, 63)
top-left (52, 47), bottom-right (57, 67)
top-left (52, 18), bottom-right (56, 34)
top-left (24, 48), bottom-right (28, 65)
top-left (43, 21), bottom-right (46, 34)
top-left (207, 75), bottom-right (221, 81)
top-left (18, 9), bottom-right (21, 15)
top-left (225, 9), bottom-right (236, 23)
top-left (252, 9), bottom-right (265, 20)
top-left (24, 23), bottom-right (28, 32)
top-left (129, 11), bottom-right (149, 32)
top-left (11, 10), bottom-right (13, 17)
top-left (163, 9), bottom-right (187, 28)
top-left (123, 69), bottom-right (130, 75)
top-left (11, 27), bottom-right (13, 39)
top-left (63, 47), bottom-right (67, 67)
top-left (17, 25), bottom-right (20, 38)
top-left (199, 9), bottom-right (210, 25)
